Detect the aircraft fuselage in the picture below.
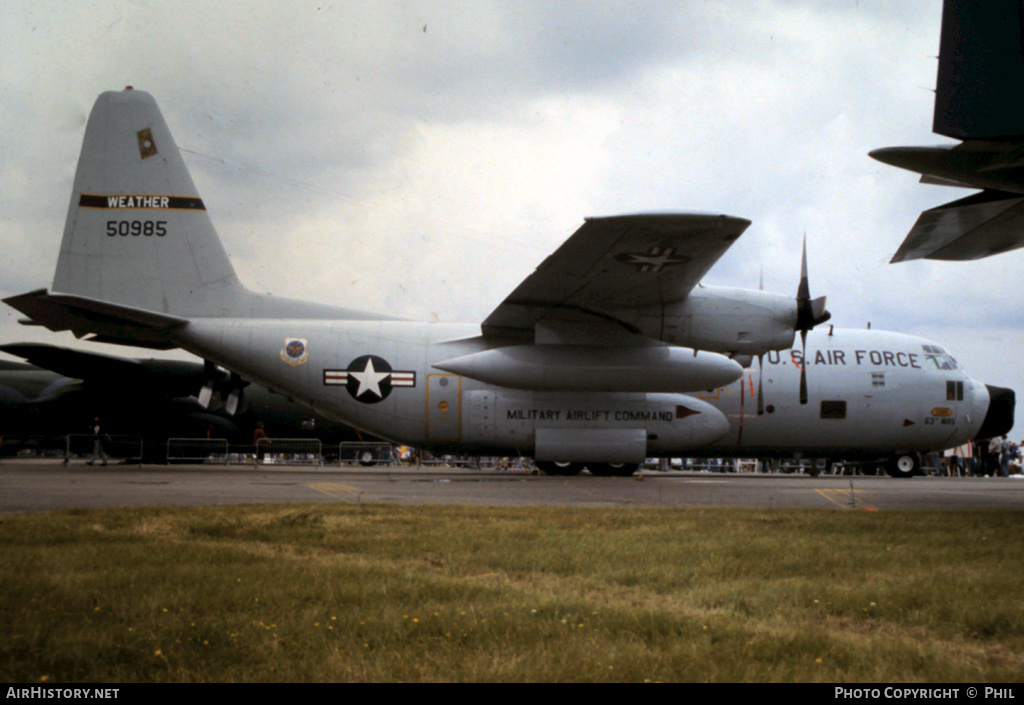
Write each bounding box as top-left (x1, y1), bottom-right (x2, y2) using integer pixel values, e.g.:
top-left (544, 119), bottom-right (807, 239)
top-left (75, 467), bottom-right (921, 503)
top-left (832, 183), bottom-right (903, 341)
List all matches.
top-left (177, 320), bottom-right (995, 462)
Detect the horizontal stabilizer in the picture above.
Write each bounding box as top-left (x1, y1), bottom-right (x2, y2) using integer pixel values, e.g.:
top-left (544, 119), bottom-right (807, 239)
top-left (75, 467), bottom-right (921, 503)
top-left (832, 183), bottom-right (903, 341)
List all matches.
top-left (890, 190), bottom-right (1024, 262)
top-left (2, 289), bottom-right (188, 349)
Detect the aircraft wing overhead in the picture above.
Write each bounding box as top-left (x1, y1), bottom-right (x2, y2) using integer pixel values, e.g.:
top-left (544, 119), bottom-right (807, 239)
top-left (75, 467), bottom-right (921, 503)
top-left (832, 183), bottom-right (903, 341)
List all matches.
top-left (0, 342), bottom-right (201, 381)
top-left (481, 213), bottom-right (751, 335)
top-left (891, 189), bottom-right (1024, 262)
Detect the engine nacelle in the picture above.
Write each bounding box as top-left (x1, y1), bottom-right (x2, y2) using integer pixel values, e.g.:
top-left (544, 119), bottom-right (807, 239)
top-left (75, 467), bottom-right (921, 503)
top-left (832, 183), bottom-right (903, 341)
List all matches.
top-left (435, 344), bottom-right (743, 393)
top-left (614, 286), bottom-right (799, 355)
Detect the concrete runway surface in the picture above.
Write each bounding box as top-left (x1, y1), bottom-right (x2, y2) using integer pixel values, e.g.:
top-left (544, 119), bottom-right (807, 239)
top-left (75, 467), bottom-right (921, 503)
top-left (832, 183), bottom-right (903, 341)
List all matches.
top-left (2, 460), bottom-right (1023, 513)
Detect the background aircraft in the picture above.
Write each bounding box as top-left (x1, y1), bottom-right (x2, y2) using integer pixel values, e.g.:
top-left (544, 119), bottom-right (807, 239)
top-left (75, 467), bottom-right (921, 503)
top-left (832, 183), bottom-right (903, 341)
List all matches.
top-left (871, 0), bottom-right (1024, 262)
top-left (0, 342), bottom-right (360, 459)
top-left (3, 89), bottom-right (1013, 476)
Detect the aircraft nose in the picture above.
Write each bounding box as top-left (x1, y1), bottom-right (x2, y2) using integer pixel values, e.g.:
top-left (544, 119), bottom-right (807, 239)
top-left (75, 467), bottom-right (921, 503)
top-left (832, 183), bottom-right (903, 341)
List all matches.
top-left (975, 385), bottom-right (1016, 440)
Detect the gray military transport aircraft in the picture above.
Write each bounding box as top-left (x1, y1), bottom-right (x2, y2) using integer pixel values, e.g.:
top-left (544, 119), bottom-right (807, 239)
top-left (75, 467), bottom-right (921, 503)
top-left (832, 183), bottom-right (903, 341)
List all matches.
top-left (871, 0), bottom-right (1024, 262)
top-left (0, 342), bottom-right (359, 458)
top-left (3, 89), bottom-right (1014, 477)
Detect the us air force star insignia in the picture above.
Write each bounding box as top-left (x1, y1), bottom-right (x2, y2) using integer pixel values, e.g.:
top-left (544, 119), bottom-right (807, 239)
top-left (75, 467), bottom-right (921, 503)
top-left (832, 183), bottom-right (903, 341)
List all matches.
top-left (280, 338), bottom-right (309, 366)
top-left (323, 355), bottom-right (416, 404)
top-left (614, 246), bottom-right (690, 273)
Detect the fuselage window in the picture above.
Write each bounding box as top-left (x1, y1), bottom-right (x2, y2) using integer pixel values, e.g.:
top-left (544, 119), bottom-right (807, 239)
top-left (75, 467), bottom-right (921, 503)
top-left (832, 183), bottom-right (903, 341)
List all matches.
top-left (923, 344), bottom-right (959, 371)
top-left (820, 400), bottom-right (847, 419)
top-left (946, 380), bottom-right (964, 401)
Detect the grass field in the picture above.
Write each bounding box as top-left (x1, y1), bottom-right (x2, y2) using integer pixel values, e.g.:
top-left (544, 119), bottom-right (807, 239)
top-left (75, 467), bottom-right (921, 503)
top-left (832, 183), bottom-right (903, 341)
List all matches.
top-left (1, 503), bottom-right (1022, 682)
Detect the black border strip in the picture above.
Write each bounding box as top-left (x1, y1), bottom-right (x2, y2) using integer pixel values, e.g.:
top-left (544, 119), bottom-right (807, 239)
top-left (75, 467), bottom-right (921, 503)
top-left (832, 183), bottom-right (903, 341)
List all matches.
top-left (79, 194), bottom-right (206, 210)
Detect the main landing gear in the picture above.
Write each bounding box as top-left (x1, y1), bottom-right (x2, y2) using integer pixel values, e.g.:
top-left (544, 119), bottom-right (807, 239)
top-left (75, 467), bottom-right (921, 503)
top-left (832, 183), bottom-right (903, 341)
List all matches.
top-left (588, 462), bottom-right (641, 477)
top-left (884, 452), bottom-right (921, 479)
top-left (535, 461), bottom-right (640, 477)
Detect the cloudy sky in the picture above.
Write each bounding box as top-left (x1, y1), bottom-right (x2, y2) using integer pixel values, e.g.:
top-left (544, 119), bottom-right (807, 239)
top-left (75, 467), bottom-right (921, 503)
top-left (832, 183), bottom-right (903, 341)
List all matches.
top-left (2, 0), bottom-right (1022, 433)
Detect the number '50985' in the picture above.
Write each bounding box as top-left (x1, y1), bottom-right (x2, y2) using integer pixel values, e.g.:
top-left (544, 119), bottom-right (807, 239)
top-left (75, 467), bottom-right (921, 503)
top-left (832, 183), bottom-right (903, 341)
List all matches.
top-left (105, 221), bottom-right (167, 237)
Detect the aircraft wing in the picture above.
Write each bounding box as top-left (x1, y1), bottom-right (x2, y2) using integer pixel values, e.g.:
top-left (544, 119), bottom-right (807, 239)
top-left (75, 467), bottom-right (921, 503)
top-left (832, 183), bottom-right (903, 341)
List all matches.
top-left (0, 342), bottom-right (209, 397)
top-left (481, 213), bottom-right (751, 336)
top-left (890, 189), bottom-right (1024, 262)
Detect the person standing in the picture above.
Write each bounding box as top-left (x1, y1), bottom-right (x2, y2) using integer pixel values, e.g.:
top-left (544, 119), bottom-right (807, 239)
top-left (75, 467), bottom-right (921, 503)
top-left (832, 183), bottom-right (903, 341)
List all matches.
top-left (252, 421), bottom-right (269, 464)
top-left (253, 421), bottom-right (268, 446)
top-left (88, 416), bottom-right (108, 466)
top-left (985, 436), bottom-right (1002, 476)
top-left (999, 435), bottom-right (1012, 477)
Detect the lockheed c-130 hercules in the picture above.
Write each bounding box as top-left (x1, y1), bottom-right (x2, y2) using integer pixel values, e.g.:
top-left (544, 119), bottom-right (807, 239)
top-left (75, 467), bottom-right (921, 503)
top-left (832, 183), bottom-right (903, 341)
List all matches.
top-left (4, 89), bottom-right (1014, 477)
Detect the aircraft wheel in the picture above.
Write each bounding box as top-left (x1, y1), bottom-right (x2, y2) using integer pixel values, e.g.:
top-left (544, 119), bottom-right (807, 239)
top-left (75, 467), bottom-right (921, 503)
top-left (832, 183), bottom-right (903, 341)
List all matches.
top-left (536, 461), bottom-right (584, 476)
top-left (885, 453), bottom-right (920, 479)
top-left (589, 462), bottom-right (640, 477)
top-left (358, 450), bottom-right (376, 467)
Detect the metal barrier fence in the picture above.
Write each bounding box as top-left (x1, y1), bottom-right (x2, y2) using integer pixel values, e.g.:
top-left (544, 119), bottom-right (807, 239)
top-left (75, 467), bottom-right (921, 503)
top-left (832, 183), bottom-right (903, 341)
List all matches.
top-left (166, 438), bottom-right (230, 464)
top-left (65, 434), bottom-right (143, 464)
top-left (420, 455), bottom-right (479, 467)
top-left (0, 435), bottom-right (70, 460)
top-left (339, 442), bottom-right (393, 465)
top-left (256, 437), bottom-right (323, 465)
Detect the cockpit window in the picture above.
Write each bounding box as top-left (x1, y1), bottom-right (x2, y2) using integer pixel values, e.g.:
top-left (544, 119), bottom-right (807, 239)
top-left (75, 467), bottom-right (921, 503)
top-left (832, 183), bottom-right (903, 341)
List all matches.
top-left (922, 344), bottom-right (959, 371)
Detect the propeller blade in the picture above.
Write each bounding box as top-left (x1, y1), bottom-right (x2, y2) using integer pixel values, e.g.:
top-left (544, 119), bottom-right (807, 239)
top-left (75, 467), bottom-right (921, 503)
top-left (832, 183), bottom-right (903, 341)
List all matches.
top-left (197, 384), bottom-right (213, 409)
top-left (223, 372), bottom-right (247, 416)
top-left (799, 330), bottom-right (808, 405)
top-left (794, 237), bottom-right (827, 405)
top-left (225, 391), bottom-right (240, 417)
top-left (797, 237), bottom-right (810, 304)
top-left (810, 295), bottom-right (828, 324)
top-left (757, 354), bottom-right (765, 415)
top-left (197, 359), bottom-right (222, 409)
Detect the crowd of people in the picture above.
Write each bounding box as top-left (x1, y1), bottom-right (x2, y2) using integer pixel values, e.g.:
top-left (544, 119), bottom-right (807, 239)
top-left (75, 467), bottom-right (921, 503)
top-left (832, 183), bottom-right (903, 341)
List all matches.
top-left (944, 436), bottom-right (1021, 477)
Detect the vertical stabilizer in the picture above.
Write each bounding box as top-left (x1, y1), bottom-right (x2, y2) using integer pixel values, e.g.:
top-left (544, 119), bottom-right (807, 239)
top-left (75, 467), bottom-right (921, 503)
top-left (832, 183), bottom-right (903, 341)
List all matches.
top-left (933, 0), bottom-right (1024, 140)
top-left (52, 88), bottom-right (249, 316)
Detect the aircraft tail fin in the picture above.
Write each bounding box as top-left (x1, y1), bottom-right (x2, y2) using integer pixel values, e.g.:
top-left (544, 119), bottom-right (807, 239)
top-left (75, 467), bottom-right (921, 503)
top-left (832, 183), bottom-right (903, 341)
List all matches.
top-left (51, 88), bottom-right (250, 317)
top-left (7, 89), bottom-right (398, 340)
top-left (933, 0), bottom-right (1024, 140)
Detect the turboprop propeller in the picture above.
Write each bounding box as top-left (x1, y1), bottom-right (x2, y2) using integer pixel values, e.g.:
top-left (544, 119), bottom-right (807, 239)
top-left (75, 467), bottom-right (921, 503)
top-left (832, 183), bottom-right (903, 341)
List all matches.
top-left (795, 237), bottom-right (830, 404)
top-left (195, 362), bottom-right (249, 416)
top-left (756, 238), bottom-right (830, 413)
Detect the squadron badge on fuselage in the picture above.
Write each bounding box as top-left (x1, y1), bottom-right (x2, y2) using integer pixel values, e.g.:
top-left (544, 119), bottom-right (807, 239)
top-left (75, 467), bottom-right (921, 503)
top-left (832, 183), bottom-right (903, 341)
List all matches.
top-left (280, 338), bottom-right (309, 366)
top-left (323, 355), bottom-right (416, 404)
